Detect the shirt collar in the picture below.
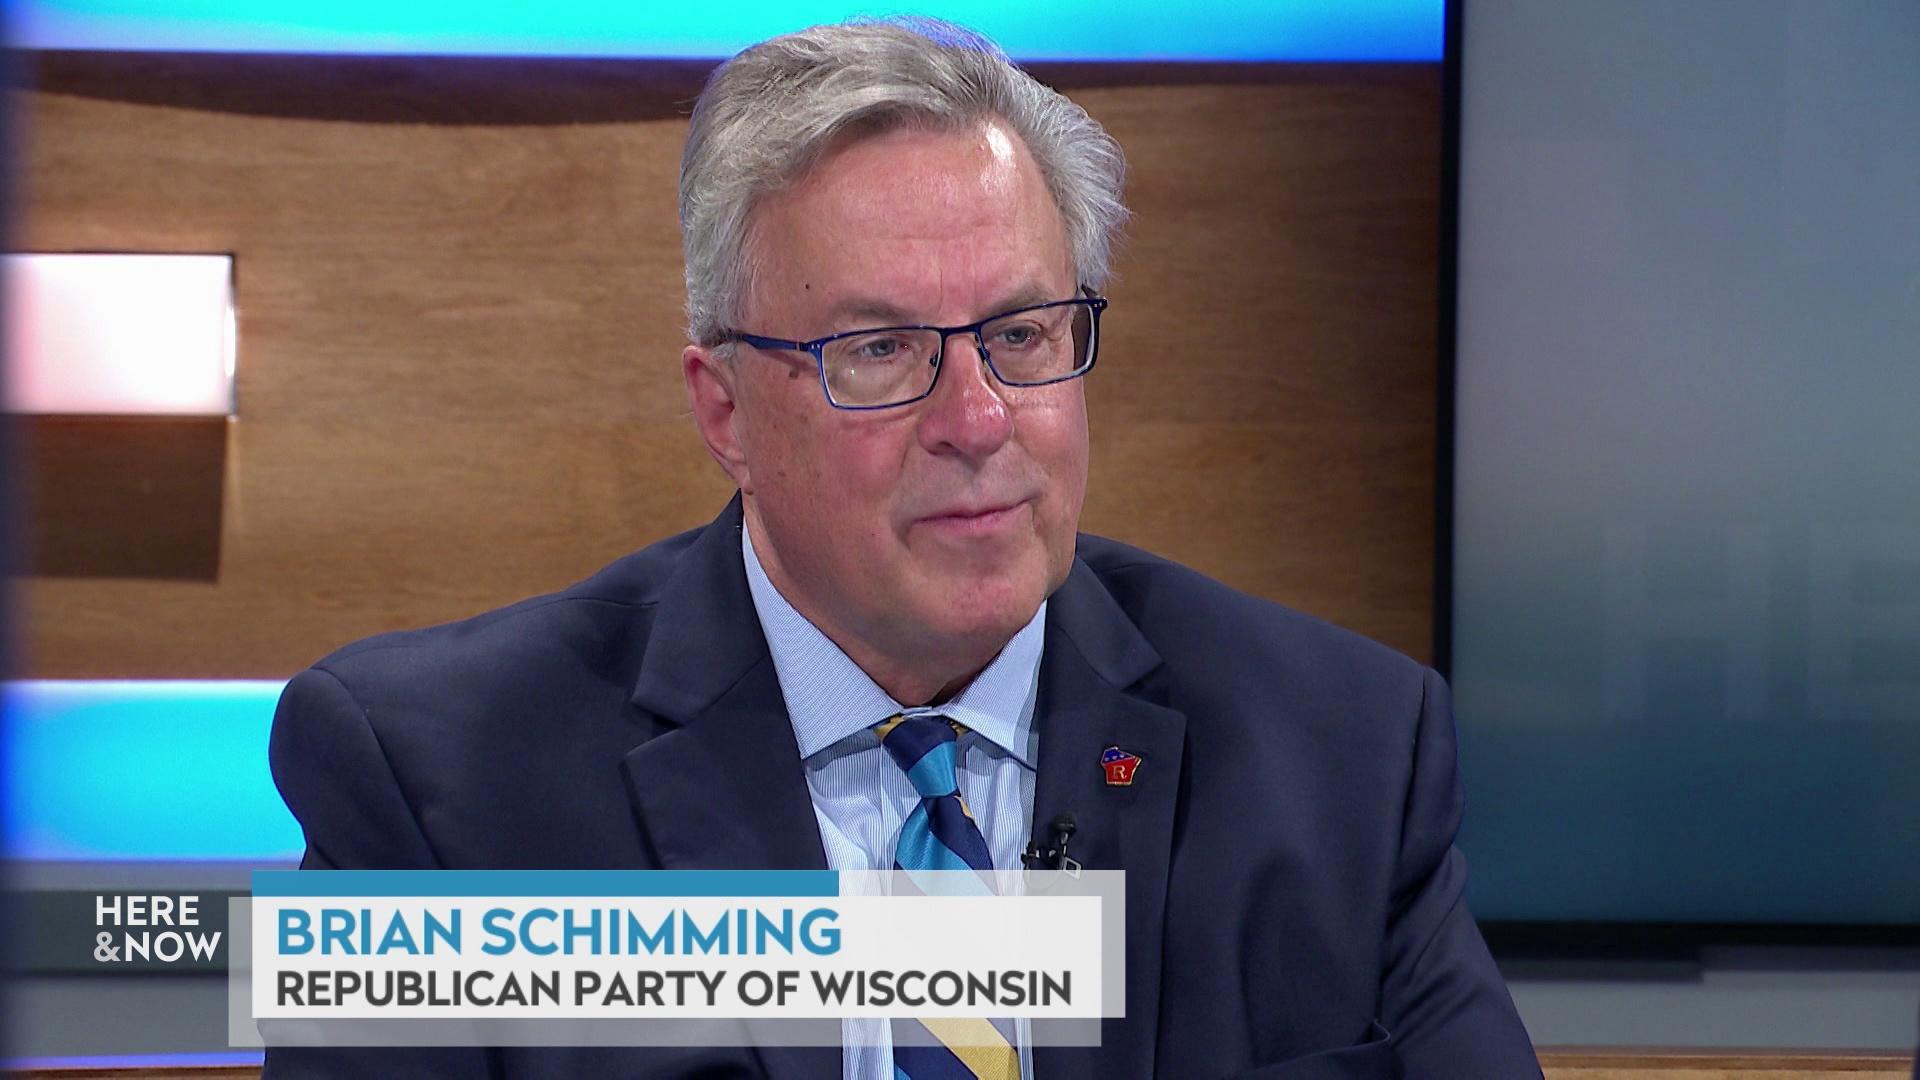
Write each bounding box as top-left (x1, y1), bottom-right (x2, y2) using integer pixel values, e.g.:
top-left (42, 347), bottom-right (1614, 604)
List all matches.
top-left (742, 523), bottom-right (1041, 766)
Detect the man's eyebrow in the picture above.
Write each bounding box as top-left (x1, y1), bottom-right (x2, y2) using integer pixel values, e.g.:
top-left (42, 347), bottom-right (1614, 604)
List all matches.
top-left (823, 298), bottom-right (917, 328)
top-left (824, 285), bottom-right (1065, 330)
top-left (983, 284), bottom-right (1057, 315)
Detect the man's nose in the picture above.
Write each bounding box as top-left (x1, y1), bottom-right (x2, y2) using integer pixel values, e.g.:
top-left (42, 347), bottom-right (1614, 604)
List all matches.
top-left (915, 331), bottom-right (1014, 459)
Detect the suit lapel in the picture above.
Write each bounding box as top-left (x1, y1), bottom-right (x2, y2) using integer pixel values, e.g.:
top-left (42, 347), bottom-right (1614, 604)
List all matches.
top-left (1031, 558), bottom-right (1187, 1080)
top-left (622, 661), bottom-right (829, 872)
top-left (622, 497), bottom-right (828, 872)
top-left (620, 498), bottom-right (838, 1080)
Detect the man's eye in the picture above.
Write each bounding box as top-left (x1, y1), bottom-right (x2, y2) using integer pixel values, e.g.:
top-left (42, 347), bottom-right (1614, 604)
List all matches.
top-left (992, 322), bottom-right (1045, 348)
top-left (849, 335), bottom-right (910, 361)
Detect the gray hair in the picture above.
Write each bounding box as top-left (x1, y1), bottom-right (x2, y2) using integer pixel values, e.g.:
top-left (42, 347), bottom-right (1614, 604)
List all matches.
top-left (678, 17), bottom-right (1129, 346)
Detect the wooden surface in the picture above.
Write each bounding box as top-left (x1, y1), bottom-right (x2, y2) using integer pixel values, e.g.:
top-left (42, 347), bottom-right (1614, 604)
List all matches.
top-left (15, 54), bottom-right (1440, 677)
top-left (6, 1051), bottom-right (1915, 1078)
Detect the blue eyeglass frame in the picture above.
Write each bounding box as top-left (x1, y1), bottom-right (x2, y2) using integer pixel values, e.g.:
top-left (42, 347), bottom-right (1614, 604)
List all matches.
top-left (724, 295), bottom-right (1108, 411)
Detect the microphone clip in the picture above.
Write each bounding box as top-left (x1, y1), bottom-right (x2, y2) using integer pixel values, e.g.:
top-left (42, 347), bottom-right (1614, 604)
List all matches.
top-left (1021, 813), bottom-right (1081, 877)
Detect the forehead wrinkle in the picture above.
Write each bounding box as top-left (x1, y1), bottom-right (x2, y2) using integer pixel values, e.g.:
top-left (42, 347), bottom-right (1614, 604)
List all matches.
top-left (744, 120), bottom-right (1071, 334)
top-left (817, 125), bottom-right (1024, 234)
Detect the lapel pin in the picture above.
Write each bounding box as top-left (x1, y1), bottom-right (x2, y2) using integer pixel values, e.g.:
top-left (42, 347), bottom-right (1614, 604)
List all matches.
top-left (1101, 746), bottom-right (1141, 786)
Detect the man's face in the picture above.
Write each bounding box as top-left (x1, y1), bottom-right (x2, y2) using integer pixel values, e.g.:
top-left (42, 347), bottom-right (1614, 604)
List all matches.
top-left (700, 118), bottom-right (1090, 697)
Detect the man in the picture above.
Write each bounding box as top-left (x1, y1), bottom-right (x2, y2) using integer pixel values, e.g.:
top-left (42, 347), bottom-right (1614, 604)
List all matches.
top-left (267, 17), bottom-right (1541, 1079)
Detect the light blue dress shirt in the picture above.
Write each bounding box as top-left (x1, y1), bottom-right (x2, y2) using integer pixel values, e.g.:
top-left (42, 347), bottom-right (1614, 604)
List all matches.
top-left (741, 525), bottom-right (1041, 1080)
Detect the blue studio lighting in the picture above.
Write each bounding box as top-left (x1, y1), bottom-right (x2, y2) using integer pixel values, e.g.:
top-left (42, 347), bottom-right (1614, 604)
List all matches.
top-left (14, 0), bottom-right (1441, 61)
top-left (3, 680), bottom-right (302, 862)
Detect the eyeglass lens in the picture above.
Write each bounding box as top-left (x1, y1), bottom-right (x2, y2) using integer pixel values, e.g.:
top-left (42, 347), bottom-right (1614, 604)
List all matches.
top-left (822, 301), bottom-right (1095, 407)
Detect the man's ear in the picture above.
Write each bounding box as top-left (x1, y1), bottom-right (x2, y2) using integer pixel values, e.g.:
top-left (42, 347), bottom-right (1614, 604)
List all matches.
top-left (683, 344), bottom-right (754, 493)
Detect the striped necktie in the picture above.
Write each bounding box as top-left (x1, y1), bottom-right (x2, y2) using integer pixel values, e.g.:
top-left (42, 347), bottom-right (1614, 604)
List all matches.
top-left (875, 714), bottom-right (1019, 1080)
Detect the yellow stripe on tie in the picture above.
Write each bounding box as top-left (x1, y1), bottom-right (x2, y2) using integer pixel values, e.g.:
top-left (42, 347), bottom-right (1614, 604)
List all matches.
top-left (949, 722), bottom-right (977, 820)
top-left (917, 1017), bottom-right (1017, 1080)
top-left (875, 714), bottom-right (906, 741)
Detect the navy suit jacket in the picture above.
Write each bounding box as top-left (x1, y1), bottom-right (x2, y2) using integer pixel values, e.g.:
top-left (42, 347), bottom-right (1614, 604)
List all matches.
top-left (265, 498), bottom-right (1540, 1079)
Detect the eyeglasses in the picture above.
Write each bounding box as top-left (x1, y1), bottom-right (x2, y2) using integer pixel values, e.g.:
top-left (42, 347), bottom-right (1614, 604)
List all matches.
top-left (725, 296), bottom-right (1107, 410)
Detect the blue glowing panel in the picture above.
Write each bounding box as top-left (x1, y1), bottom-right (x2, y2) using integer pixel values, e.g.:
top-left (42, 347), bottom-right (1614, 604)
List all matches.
top-left (3, 681), bottom-right (302, 862)
top-left (14, 1), bottom-right (1440, 61)
top-left (2, 1054), bottom-right (266, 1072)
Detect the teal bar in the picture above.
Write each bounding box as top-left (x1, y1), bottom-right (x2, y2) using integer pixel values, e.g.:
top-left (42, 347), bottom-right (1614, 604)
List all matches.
top-left (4, 680), bottom-right (300, 862)
top-left (14, 1), bottom-right (1442, 61)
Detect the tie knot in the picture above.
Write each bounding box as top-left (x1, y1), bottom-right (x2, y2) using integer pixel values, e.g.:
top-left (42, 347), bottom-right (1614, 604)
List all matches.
top-left (875, 714), bottom-right (964, 798)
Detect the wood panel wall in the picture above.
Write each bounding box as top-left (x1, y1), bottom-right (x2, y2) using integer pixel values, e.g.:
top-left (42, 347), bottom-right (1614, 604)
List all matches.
top-left (13, 54), bottom-right (1441, 678)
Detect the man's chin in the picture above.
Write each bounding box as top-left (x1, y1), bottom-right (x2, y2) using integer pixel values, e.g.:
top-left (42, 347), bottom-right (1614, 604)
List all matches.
top-left (919, 584), bottom-right (1045, 648)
